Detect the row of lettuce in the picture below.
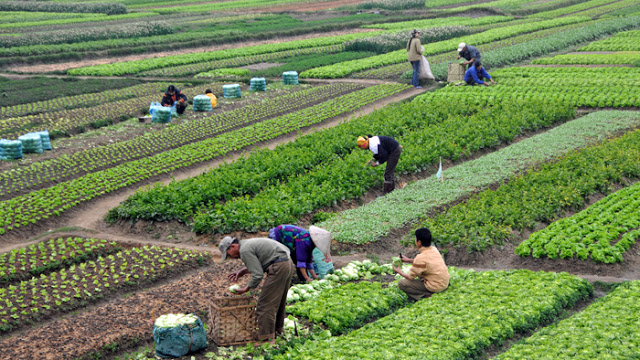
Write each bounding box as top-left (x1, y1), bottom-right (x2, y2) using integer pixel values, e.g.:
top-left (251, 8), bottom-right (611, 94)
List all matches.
top-left (0, 83), bottom-right (362, 200)
top-left (0, 84), bottom-right (408, 236)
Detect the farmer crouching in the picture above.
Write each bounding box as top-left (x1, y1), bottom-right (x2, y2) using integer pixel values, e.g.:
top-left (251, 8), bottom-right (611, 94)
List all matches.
top-left (219, 236), bottom-right (295, 343)
top-left (268, 225), bottom-right (332, 282)
top-left (161, 84), bottom-right (188, 114)
top-left (392, 227), bottom-right (449, 301)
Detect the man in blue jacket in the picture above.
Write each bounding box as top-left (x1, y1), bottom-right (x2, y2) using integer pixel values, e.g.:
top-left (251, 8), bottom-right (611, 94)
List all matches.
top-left (464, 61), bottom-right (496, 86)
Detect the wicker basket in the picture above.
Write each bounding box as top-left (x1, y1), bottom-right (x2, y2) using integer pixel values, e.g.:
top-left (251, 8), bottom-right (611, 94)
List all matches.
top-left (207, 296), bottom-right (258, 346)
top-left (447, 63), bottom-right (466, 82)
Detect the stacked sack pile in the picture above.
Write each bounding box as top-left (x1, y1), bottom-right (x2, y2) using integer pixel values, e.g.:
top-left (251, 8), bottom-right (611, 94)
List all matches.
top-left (222, 84), bottom-right (242, 98)
top-left (250, 77), bottom-right (267, 91)
top-left (18, 133), bottom-right (43, 154)
top-left (0, 140), bottom-right (22, 160)
top-left (282, 71), bottom-right (299, 85)
top-left (35, 130), bottom-right (52, 150)
top-left (152, 107), bottom-right (172, 123)
top-left (192, 94), bottom-right (213, 112)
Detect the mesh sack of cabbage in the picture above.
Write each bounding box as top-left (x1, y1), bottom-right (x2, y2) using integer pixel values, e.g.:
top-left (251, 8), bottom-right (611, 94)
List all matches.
top-left (153, 313), bottom-right (207, 358)
top-left (282, 71), bottom-right (299, 85)
top-left (223, 84), bottom-right (242, 98)
top-left (192, 94), bottom-right (213, 112)
top-left (152, 107), bottom-right (172, 123)
top-left (0, 139), bottom-right (22, 160)
top-left (250, 77), bottom-right (267, 91)
top-left (18, 133), bottom-right (43, 154)
top-left (35, 130), bottom-right (52, 150)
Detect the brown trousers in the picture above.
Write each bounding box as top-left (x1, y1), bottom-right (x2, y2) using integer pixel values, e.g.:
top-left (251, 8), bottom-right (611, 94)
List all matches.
top-left (399, 278), bottom-right (435, 302)
top-left (256, 260), bottom-right (295, 340)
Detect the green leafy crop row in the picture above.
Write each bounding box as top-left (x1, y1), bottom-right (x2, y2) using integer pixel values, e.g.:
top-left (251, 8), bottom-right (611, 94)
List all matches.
top-left (516, 181), bottom-right (640, 263)
top-left (580, 30), bottom-right (640, 51)
top-left (288, 282), bottom-right (407, 335)
top-left (0, 237), bottom-right (121, 285)
top-left (0, 82), bottom-right (169, 120)
top-left (418, 125), bottom-right (640, 256)
top-left (67, 31), bottom-right (384, 76)
top-left (0, 245), bottom-right (210, 333)
top-left (427, 66), bottom-right (640, 108)
top-left (277, 269), bottom-right (592, 360)
top-left (0, 84), bottom-right (220, 138)
top-left (300, 16), bottom-right (590, 79)
top-left (494, 281), bottom-right (640, 359)
top-left (532, 52), bottom-right (640, 65)
top-left (0, 84), bottom-right (408, 236)
top-left (322, 110), bottom-right (640, 245)
top-left (0, 84), bottom-right (361, 201)
top-left (191, 99), bottom-right (573, 234)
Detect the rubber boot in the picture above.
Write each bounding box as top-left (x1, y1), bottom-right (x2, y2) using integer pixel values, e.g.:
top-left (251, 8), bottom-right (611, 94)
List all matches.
top-left (383, 181), bottom-right (395, 195)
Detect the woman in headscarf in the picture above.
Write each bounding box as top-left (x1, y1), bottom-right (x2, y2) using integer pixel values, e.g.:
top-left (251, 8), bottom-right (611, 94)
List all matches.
top-left (407, 29), bottom-right (424, 88)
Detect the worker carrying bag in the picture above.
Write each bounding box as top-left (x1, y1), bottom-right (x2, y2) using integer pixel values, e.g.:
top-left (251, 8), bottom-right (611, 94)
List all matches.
top-left (153, 314), bottom-right (208, 358)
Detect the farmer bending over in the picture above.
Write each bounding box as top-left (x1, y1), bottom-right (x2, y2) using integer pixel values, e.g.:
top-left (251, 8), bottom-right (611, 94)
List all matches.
top-left (268, 225), bottom-right (332, 282)
top-left (457, 42), bottom-right (481, 69)
top-left (161, 84), bottom-right (188, 114)
top-left (357, 135), bottom-right (402, 194)
top-left (220, 236), bottom-right (294, 344)
top-left (464, 61), bottom-right (496, 87)
top-left (393, 227), bottom-right (449, 301)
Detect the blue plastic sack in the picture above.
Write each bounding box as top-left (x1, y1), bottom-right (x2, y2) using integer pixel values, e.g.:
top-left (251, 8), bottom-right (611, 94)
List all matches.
top-left (310, 248), bottom-right (334, 278)
top-left (149, 102), bottom-right (163, 115)
top-left (153, 314), bottom-right (207, 359)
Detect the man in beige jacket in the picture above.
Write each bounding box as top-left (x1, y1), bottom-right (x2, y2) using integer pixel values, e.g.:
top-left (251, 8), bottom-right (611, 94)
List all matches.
top-left (393, 227), bottom-right (449, 301)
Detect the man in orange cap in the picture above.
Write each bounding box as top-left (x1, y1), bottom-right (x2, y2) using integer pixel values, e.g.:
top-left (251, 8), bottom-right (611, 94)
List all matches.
top-left (357, 135), bottom-right (402, 194)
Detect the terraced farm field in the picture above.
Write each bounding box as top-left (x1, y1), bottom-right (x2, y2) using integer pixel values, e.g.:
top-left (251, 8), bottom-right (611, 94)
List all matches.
top-left (1, 0), bottom-right (640, 358)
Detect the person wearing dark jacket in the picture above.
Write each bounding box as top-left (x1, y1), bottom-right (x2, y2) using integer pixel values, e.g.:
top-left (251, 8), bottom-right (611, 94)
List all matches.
top-left (161, 85), bottom-right (188, 114)
top-left (457, 42), bottom-right (481, 69)
top-left (357, 135), bottom-right (402, 194)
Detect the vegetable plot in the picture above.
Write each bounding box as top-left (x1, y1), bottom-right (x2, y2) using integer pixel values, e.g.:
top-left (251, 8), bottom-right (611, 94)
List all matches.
top-left (0, 237), bottom-right (121, 284)
top-left (493, 281), bottom-right (640, 360)
top-left (427, 67), bottom-right (640, 108)
top-left (321, 110), bottom-right (640, 245)
top-left (300, 17), bottom-right (590, 79)
top-left (0, 84), bottom-right (360, 200)
top-left (277, 269), bottom-right (592, 360)
top-left (288, 282), bottom-right (407, 335)
top-left (516, 181), bottom-right (640, 263)
top-left (0, 245), bottom-right (210, 332)
top-left (0, 84), bottom-right (408, 236)
top-left (67, 31), bottom-right (384, 76)
top-left (580, 30), bottom-right (640, 51)
top-left (192, 99), bottom-right (574, 234)
top-left (532, 52), bottom-right (640, 65)
top-left (417, 123), bottom-right (640, 254)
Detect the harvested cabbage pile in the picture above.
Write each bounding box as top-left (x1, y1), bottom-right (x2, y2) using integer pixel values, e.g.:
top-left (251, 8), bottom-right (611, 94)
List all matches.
top-left (154, 313), bottom-right (199, 328)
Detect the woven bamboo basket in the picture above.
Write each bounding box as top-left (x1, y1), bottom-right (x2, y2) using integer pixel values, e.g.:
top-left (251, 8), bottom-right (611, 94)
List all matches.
top-left (207, 296), bottom-right (258, 346)
top-left (447, 63), bottom-right (466, 82)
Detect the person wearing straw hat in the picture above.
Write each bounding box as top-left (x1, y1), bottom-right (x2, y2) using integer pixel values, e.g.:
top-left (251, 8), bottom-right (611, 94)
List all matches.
top-left (219, 236), bottom-right (295, 343)
top-left (407, 29), bottom-right (424, 88)
top-left (357, 135), bottom-right (402, 195)
top-left (457, 42), bottom-right (481, 69)
top-left (268, 225), bottom-right (332, 282)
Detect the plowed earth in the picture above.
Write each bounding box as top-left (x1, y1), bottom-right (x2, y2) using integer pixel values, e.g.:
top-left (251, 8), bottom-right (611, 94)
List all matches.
top-left (0, 260), bottom-right (251, 360)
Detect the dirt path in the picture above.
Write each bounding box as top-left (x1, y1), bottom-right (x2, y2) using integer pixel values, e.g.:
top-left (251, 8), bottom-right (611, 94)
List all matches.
top-left (0, 84), bottom-right (426, 251)
top-left (7, 28), bottom-right (377, 74)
